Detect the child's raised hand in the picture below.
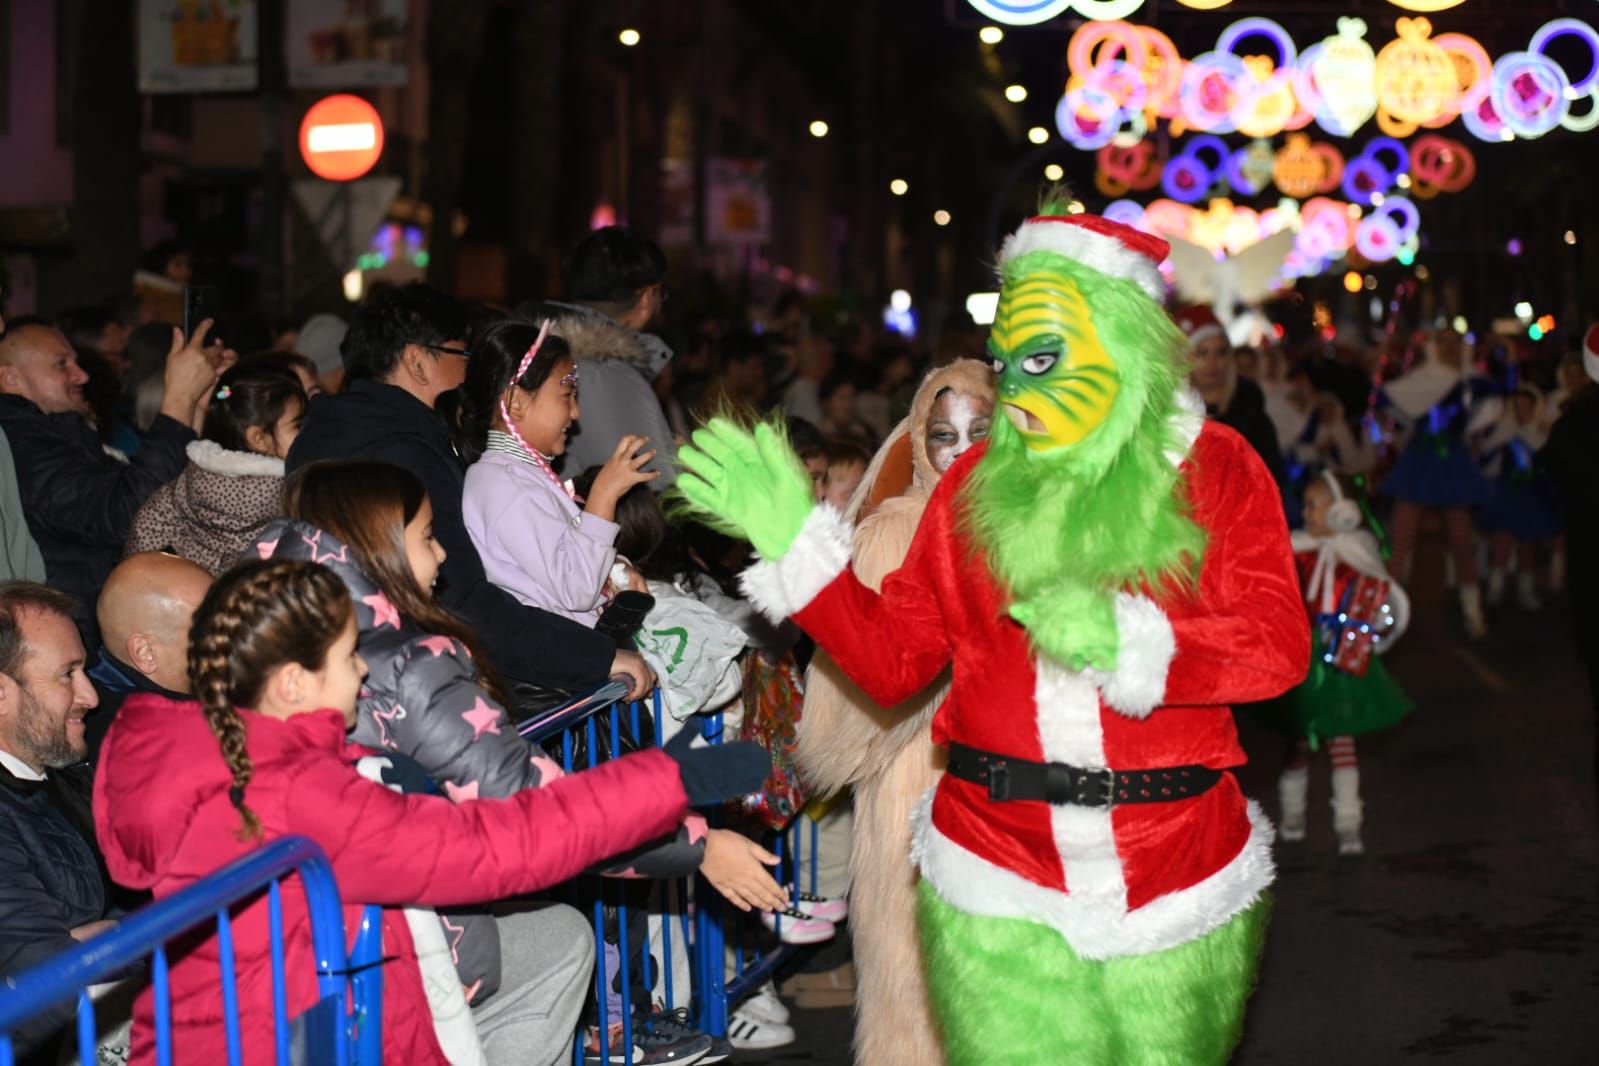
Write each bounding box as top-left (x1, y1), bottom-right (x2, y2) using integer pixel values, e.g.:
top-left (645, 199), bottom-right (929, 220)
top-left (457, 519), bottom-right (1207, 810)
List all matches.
top-left (587, 434), bottom-right (660, 521)
top-left (699, 828), bottom-right (789, 913)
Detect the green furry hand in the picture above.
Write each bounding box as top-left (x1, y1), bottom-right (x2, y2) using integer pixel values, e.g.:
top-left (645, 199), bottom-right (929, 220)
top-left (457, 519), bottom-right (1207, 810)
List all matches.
top-left (677, 418), bottom-right (814, 559)
top-left (1008, 585), bottom-right (1120, 673)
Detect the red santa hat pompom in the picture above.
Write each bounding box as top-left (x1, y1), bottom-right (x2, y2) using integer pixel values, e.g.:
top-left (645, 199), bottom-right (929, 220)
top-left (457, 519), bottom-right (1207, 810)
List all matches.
top-left (1174, 304), bottom-right (1226, 349)
top-left (1583, 323), bottom-right (1599, 384)
top-left (998, 213), bottom-right (1170, 302)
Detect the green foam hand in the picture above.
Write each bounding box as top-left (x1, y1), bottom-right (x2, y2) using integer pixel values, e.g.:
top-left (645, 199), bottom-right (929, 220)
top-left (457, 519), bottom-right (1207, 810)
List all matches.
top-left (677, 418), bottom-right (815, 559)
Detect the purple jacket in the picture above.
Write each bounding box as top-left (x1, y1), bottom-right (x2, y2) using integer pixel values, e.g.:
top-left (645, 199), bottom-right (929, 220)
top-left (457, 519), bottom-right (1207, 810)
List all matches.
top-left (462, 448), bottom-right (618, 626)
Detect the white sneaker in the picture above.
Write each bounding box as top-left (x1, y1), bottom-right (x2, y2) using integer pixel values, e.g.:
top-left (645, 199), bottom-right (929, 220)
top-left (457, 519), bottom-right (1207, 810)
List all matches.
top-left (759, 907), bottom-right (836, 945)
top-left (727, 1005), bottom-right (796, 1050)
top-left (740, 980), bottom-right (791, 1026)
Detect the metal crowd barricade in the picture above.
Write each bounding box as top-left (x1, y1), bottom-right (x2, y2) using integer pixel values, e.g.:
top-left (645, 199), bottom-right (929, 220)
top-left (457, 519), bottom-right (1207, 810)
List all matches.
top-left (518, 685), bottom-right (820, 1062)
top-left (0, 837), bottom-right (383, 1066)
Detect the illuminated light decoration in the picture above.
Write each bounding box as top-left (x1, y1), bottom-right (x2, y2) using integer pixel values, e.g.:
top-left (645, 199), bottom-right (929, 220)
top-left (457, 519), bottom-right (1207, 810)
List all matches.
top-left (1056, 84), bottom-right (1122, 149)
top-left (890, 178), bottom-right (909, 195)
top-left (1355, 212), bottom-right (1403, 262)
top-left (1234, 56), bottom-right (1301, 138)
top-left (1045, 163), bottom-right (1066, 181)
top-left (1561, 88), bottom-right (1599, 133)
top-left (1491, 52), bottom-right (1570, 139)
top-left (1529, 19), bottom-right (1599, 98)
top-left (1373, 195), bottom-right (1421, 244)
top-left (1341, 156), bottom-right (1391, 206)
top-left (1215, 17), bottom-right (1298, 97)
top-left (979, 26), bottom-right (1005, 45)
top-left (1103, 199), bottom-right (1147, 227)
top-left (1162, 155), bottom-right (1213, 204)
top-left (1225, 140), bottom-right (1276, 196)
top-left (1452, 315), bottom-right (1468, 333)
top-left (890, 289), bottom-right (913, 313)
top-left (1414, 263), bottom-right (1429, 280)
top-left (1432, 32), bottom-right (1495, 123)
top-left (618, 28), bottom-right (641, 47)
top-left (1029, 125), bottom-right (1051, 144)
top-left (966, 292), bottom-right (1000, 325)
top-left (1177, 0), bottom-right (1235, 9)
top-left (1565, 230), bottom-right (1579, 245)
top-left (1514, 301), bottom-right (1533, 320)
top-left (1461, 92), bottom-right (1514, 143)
top-left (1299, 20), bottom-right (1380, 137)
top-left (1408, 134), bottom-right (1475, 198)
top-left (934, 210), bottom-right (953, 226)
top-left (1506, 237), bottom-right (1523, 256)
top-left (809, 119), bottom-right (830, 137)
top-left (300, 94), bottom-right (385, 182)
top-left (1387, 1), bottom-right (1466, 11)
top-left (1375, 18), bottom-right (1459, 125)
top-left (1005, 84), bottom-right (1030, 103)
top-left (1529, 324), bottom-right (1545, 341)
top-left (964, 0), bottom-right (1144, 26)
top-left (1096, 140), bottom-right (1163, 196)
top-left (1180, 52), bottom-right (1248, 134)
top-left (1537, 313), bottom-right (1556, 332)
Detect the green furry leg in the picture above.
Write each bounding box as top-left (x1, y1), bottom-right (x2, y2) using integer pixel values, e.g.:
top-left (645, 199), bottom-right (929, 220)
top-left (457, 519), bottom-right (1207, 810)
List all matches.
top-left (918, 882), bottom-right (1271, 1066)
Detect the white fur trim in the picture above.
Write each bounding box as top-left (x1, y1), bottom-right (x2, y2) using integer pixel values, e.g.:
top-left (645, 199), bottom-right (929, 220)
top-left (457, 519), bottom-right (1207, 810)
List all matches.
top-left (913, 798), bottom-right (1277, 960)
top-left (1083, 594), bottom-right (1176, 719)
top-left (999, 221), bottom-right (1165, 302)
top-left (1183, 323), bottom-right (1226, 349)
top-left (186, 439), bottom-right (285, 478)
top-left (1167, 386), bottom-right (1205, 466)
top-left (737, 504), bottom-right (852, 622)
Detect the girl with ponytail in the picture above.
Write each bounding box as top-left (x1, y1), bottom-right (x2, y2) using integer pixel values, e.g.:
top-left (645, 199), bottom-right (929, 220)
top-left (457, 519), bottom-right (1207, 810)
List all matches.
top-left (92, 559), bottom-right (768, 1066)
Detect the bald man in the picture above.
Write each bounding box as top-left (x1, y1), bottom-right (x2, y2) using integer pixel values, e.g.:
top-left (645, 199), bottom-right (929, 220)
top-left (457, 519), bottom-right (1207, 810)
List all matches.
top-left (84, 552), bottom-right (213, 761)
top-left (0, 317), bottom-right (222, 614)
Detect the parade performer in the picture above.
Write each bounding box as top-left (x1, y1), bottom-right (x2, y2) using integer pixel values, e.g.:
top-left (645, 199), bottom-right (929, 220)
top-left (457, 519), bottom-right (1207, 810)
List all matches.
top-left (1268, 471), bottom-right (1413, 856)
top-left (676, 203), bottom-right (1308, 1065)
top-left (1479, 385), bottom-right (1561, 611)
top-left (794, 359), bottom-right (994, 1066)
top-left (1377, 328), bottom-right (1499, 636)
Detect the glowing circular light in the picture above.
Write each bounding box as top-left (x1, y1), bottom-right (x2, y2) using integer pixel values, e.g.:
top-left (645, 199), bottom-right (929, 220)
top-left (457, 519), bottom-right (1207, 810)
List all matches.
top-left (1343, 271), bottom-right (1363, 293)
top-left (1067, 0), bottom-right (1150, 20)
top-left (1396, 173), bottom-right (1412, 189)
top-left (890, 178), bottom-right (909, 196)
top-left (809, 119), bottom-right (830, 138)
top-left (890, 290), bottom-right (913, 312)
top-left (1529, 18), bottom-right (1599, 98)
top-left (1388, 2), bottom-right (1467, 11)
top-left (1215, 18), bottom-right (1298, 96)
top-left (964, 1), bottom-right (1077, 27)
top-left (1028, 126), bottom-right (1050, 144)
top-left (1514, 301), bottom-right (1533, 319)
top-left (1104, 199), bottom-right (1147, 227)
top-left (1361, 136), bottom-right (1411, 179)
top-left (1044, 163), bottom-right (1066, 181)
top-left (1056, 87), bottom-right (1121, 149)
top-left (1529, 324), bottom-right (1545, 341)
top-left (1507, 238), bottom-right (1523, 257)
top-left (1492, 52), bottom-right (1570, 139)
top-left (1005, 84), bottom-right (1029, 103)
top-left (979, 26), bottom-right (1005, 45)
top-left (934, 210), bottom-right (953, 226)
top-left (1374, 196), bottom-right (1421, 243)
top-left (1565, 230), bottom-right (1578, 245)
top-left (1162, 154), bottom-right (1213, 204)
top-left (618, 28), bottom-right (641, 47)
top-left (1181, 52), bottom-right (1248, 133)
top-left (1342, 157), bottom-right (1391, 206)
top-left (1177, 0), bottom-right (1235, 9)
top-left (1416, 264), bottom-right (1431, 280)
top-left (1561, 87), bottom-right (1599, 132)
top-left (1434, 32), bottom-right (1494, 117)
top-left (1356, 214), bottom-right (1402, 263)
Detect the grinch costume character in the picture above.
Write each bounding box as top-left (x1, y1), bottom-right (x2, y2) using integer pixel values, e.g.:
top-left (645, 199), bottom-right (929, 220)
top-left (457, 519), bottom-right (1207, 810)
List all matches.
top-left (678, 209), bottom-right (1308, 1064)
top-left (795, 359), bottom-right (995, 1066)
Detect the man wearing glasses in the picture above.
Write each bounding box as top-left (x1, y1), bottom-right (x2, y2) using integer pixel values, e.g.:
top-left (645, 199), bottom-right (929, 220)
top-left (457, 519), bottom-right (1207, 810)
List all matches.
top-left (288, 282), bottom-right (652, 699)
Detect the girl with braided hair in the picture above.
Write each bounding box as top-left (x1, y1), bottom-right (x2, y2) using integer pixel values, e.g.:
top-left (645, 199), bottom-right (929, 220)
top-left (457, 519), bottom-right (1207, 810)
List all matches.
top-left (93, 558), bottom-right (769, 1065)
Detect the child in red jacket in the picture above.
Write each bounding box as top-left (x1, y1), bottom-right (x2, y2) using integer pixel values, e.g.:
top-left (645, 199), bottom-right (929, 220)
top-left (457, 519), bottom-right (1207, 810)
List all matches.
top-left (94, 558), bottom-right (765, 1065)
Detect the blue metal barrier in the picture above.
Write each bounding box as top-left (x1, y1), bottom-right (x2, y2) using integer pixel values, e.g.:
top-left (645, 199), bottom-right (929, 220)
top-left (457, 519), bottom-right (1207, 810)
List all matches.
top-left (0, 837), bottom-right (381, 1066)
top-left (520, 688), bottom-right (824, 1062)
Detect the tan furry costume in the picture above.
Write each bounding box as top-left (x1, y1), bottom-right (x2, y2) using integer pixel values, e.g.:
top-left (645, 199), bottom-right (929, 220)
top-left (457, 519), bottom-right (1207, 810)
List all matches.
top-left (795, 360), bottom-right (993, 1066)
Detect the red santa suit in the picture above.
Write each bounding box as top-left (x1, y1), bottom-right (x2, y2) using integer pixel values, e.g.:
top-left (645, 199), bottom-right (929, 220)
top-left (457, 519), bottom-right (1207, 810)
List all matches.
top-left (739, 404), bottom-right (1308, 960)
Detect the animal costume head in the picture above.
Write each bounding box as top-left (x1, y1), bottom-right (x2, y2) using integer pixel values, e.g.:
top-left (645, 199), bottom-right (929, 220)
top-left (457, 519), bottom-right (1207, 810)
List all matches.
top-left (964, 198), bottom-right (1206, 672)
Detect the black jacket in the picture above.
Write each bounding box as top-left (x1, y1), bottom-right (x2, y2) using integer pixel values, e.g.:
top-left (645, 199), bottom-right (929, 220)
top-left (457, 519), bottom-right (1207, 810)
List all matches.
top-left (286, 379), bottom-right (615, 689)
top-left (0, 394), bottom-right (193, 610)
top-left (85, 649), bottom-right (185, 765)
top-left (1211, 377), bottom-right (1287, 489)
top-left (0, 761), bottom-right (106, 1054)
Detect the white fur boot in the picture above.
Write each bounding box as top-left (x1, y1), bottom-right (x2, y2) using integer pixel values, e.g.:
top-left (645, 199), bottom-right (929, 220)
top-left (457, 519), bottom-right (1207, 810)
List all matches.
top-left (1459, 585), bottom-right (1488, 639)
top-left (1331, 766), bottom-right (1364, 856)
top-left (1486, 568), bottom-right (1506, 607)
top-left (1278, 767), bottom-right (1309, 843)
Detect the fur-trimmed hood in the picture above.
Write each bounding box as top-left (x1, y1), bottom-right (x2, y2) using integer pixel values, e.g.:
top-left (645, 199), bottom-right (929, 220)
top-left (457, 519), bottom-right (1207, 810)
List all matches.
top-left (186, 439), bottom-right (285, 477)
top-left (541, 302), bottom-right (674, 382)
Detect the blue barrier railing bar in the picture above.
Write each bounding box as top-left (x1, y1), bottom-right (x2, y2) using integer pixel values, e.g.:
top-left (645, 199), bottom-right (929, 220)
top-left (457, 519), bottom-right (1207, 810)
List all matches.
top-left (215, 908), bottom-right (244, 1066)
top-left (152, 943), bottom-right (172, 1066)
top-left (269, 880), bottom-right (290, 1066)
top-left (74, 988), bottom-right (93, 1066)
top-left (0, 837), bottom-right (361, 1066)
top-left (347, 905), bottom-right (384, 1066)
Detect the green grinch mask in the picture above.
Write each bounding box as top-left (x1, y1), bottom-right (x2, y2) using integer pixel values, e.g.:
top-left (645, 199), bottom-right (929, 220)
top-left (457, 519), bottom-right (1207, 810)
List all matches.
top-left (989, 272), bottom-right (1120, 452)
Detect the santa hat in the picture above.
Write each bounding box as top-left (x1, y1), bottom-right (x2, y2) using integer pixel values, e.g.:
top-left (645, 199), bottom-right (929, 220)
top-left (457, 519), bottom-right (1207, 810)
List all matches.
top-left (1584, 323), bottom-right (1599, 384)
top-left (999, 213), bottom-right (1169, 303)
top-left (1173, 304), bottom-right (1226, 349)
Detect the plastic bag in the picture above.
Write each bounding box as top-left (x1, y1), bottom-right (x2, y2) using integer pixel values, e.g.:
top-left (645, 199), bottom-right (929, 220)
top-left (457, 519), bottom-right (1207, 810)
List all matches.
top-left (634, 586), bottom-right (749, 723)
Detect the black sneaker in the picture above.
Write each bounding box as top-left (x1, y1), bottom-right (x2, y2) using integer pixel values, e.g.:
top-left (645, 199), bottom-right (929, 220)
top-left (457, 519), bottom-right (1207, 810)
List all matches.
top-left (585, 1019), bottom-right (713, 1065)
top-left (653, 1008), bottom-right (731, 1063)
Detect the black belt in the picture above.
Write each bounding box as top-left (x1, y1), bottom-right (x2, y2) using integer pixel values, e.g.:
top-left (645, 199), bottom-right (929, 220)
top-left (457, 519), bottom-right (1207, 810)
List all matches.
top-left (946, 742), bottom-right (1223, 809)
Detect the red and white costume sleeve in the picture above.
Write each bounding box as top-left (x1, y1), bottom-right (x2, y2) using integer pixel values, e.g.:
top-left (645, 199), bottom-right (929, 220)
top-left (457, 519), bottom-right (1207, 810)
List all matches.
top-left (740, 417), bottom-right (1308, 960)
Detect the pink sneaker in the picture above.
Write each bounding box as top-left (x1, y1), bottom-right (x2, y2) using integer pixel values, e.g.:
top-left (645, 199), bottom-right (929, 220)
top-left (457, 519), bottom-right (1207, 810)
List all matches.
top-left (759, 906), bottom-right (836, 945)
top-left (793, 892), bottom-right (848, 923)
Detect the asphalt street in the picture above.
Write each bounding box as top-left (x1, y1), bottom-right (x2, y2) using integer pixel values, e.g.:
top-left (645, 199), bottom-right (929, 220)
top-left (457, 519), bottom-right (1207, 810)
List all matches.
top-left (742, 547), bottom-right (1599, 1065)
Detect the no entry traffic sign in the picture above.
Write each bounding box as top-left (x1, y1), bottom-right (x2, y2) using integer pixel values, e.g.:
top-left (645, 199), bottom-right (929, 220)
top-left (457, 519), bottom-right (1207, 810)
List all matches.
top-left (299, 94), bottom-right (385, 182)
